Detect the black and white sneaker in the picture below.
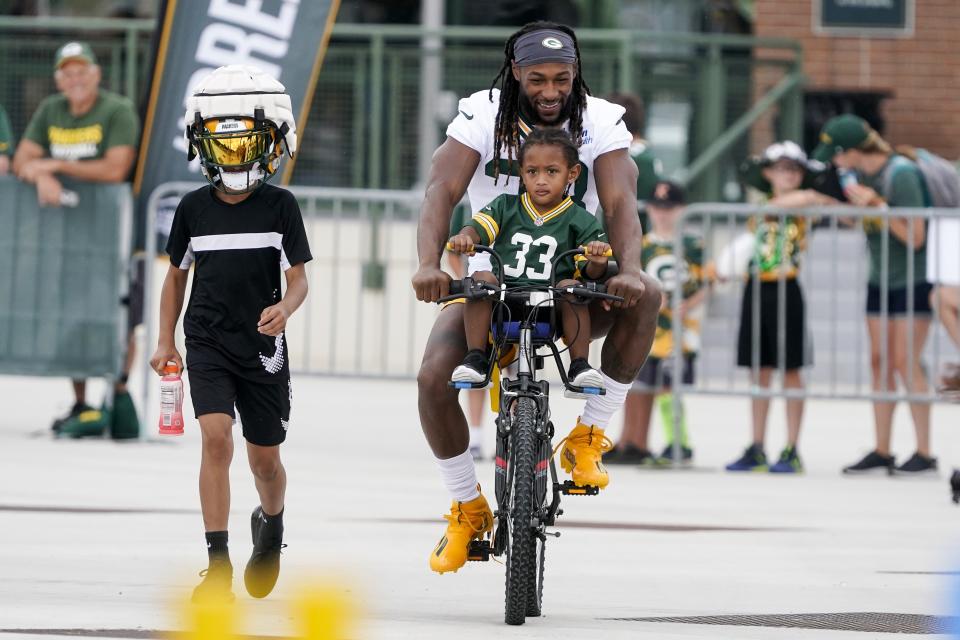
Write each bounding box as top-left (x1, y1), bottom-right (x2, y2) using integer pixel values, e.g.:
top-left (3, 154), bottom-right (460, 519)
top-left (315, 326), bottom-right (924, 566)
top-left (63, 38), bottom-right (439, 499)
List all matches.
top-left (244, 507), bottom-right (285, 599)
top-left (894, 452), bottom-right (938, 476)
top-left (451, 349), bottom-right (488, 386)
top-left (842, 451), bottom-right (895, 475)
top-left (568, 358), bottom-right (604, 390)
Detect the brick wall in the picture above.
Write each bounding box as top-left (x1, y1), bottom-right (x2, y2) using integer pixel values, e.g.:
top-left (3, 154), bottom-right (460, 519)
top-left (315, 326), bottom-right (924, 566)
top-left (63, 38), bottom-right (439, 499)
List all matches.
top-left (753, 0), bottom-right (960, 159)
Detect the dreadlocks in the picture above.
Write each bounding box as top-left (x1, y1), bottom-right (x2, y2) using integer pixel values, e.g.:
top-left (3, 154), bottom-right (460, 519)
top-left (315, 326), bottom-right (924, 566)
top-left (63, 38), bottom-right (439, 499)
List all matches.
top-left (488, 21), bottom-right (591, 186)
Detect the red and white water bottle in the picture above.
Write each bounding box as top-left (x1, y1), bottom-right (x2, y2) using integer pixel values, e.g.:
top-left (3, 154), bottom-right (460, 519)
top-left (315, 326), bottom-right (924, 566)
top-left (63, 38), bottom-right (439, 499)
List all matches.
top-left (158, 363), bottom-right (184, 436)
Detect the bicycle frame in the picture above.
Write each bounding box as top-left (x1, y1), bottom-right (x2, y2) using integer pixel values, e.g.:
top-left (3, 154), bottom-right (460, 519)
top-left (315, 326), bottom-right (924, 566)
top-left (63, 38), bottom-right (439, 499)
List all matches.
top-left (440, 244), bottom-right (619, 623)
top-left (444, 245), bottom-right (614, 397)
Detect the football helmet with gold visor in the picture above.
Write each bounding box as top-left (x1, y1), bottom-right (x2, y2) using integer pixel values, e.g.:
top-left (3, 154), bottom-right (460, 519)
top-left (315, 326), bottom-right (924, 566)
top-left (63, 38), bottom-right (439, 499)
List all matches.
top-left (185, 65), bottom-right (297, 194)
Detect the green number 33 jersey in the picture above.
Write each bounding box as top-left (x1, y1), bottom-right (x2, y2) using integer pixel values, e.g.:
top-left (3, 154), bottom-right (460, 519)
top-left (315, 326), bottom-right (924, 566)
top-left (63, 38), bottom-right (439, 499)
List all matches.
top-left (465, 193), bottom-right (606, 286)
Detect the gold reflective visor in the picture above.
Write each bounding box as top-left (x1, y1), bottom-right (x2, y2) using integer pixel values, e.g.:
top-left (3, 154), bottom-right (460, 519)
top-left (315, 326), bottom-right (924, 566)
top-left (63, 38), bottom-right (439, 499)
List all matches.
top-left (195, 128), bottom-right (272, 167)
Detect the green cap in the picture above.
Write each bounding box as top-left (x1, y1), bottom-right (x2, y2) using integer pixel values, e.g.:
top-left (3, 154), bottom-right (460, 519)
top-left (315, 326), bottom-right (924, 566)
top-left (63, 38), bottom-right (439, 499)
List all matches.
top-left (812, 114), bottom-right (871, 163)
top-left (54, 41), bottom-right (97, 70)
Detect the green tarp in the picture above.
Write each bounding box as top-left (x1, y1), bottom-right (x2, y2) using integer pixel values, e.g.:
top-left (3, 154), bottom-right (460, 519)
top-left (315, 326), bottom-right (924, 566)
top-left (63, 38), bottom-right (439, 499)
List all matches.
top-left (0, 176), bottom-right (130, 377)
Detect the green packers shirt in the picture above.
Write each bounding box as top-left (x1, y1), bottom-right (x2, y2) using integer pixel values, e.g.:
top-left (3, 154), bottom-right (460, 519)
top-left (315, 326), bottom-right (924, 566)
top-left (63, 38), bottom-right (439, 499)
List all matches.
top-left (859, 155), bottom-right (928, 288)
top-left (631, 140), bottom-right (662, 201)
top-left (748, 215), bottom-right (807, 282)
top-left (465, 193), bottom-right (605, 286)
top-left (0, 104), bottom-right (12, 156)
top-left (642, 233), bottom-right (704, 358)
top-left (23, 89), bottom-right (139, 160)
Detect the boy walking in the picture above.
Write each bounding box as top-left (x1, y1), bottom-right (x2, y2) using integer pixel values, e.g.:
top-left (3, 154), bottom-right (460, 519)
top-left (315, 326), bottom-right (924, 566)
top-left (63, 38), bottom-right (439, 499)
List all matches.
top-left (149, 66), bottom-right (310, 601)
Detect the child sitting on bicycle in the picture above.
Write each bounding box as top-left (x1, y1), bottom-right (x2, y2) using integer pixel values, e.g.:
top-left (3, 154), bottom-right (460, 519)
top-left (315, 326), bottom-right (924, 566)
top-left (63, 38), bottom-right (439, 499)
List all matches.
top-left (446, 128), bottom-right (612, 391)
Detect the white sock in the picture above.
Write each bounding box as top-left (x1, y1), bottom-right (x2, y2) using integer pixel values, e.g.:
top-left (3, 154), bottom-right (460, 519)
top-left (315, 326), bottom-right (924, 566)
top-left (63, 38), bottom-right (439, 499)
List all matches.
top-left (468, 425), bottom-right (483, 449)
top-left (436, 450), bottom-right (480, 502)
top-left (580, 371), bottom-right (631, 430)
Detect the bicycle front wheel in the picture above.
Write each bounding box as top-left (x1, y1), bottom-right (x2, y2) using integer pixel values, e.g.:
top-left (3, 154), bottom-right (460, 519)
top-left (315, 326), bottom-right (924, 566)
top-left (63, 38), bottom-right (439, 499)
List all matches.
top-left (504, 396), bottom-right (538, 625)
top-left (526, 433), bottom-right (552, 617)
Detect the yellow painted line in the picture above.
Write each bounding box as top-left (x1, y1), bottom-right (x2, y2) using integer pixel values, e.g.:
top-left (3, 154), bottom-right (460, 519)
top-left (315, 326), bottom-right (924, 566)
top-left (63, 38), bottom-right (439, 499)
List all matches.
top-left (132, 0), bottom-right (178, 195)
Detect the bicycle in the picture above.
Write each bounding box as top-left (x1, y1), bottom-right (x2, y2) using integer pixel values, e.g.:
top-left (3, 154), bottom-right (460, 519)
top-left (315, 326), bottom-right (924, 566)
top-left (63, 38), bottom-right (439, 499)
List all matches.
top-left (438, 244), bottom-right (622, 625)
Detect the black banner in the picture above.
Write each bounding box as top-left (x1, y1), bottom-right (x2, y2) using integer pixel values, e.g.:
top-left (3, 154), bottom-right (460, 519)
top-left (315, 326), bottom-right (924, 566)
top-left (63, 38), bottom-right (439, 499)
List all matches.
top-left (133, 0), bottom-right (341, 246)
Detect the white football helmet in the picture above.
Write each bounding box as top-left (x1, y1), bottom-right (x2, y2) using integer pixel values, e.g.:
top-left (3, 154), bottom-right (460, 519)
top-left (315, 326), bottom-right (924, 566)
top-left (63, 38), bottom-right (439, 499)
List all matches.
top-left (184, 65), bottom-right (297, 194)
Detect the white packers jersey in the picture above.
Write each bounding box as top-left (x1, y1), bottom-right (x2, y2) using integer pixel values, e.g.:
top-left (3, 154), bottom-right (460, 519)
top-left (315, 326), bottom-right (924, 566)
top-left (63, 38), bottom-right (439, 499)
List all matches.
top-left (446, 88), bottom-right (631, 272)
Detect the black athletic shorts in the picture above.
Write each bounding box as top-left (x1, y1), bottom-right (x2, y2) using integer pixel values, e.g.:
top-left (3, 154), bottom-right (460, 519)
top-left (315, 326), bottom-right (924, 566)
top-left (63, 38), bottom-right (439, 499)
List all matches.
top-left (186, 346), bottom-right (291, 447)
top-left (633, 354), bottom-right (695, 391)
top-left (737, 278), bottom-right (810, 370)
top-left (866, 281), bottom-right (933, 316)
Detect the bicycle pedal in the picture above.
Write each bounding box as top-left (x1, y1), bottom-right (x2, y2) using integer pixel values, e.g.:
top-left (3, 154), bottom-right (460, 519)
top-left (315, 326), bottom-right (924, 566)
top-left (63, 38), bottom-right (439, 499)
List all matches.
top-left (563, 387), bottom-right (606, 399)
top-left (449, 381), bottom-right (489, 390)
top-left (559, 480), bottom-right (599, 496)
top-left (467, 539), bottom-right (492, 561)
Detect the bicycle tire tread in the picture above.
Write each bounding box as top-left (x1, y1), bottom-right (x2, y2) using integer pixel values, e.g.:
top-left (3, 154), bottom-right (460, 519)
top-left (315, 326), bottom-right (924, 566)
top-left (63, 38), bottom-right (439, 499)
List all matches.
top-left (504, 396), bottom-right (538, 625)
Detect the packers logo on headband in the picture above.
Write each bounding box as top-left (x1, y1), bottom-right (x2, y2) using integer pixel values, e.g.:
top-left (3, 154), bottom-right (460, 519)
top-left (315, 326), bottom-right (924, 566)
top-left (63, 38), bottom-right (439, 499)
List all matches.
top-left (541, 37), bottom-right (563, 49)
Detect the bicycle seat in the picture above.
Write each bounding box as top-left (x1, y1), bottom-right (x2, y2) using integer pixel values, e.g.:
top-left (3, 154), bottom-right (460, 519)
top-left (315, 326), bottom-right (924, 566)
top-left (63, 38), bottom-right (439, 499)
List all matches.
top-left (493, 321), bottom-right (554, 343)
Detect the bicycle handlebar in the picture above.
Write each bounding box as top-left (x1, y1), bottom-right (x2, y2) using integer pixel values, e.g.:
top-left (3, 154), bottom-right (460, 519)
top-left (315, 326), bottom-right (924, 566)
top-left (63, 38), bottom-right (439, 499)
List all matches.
top-left (438, 243), bottom-right (622, 303)
top-left (445, 242), bottom-right (612, 261)
top-left (437, 278), bottom-right (623, 305)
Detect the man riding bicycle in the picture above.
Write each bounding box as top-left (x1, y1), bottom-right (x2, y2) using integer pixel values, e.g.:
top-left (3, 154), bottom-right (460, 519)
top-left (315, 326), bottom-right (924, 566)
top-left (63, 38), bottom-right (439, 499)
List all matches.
top-left (412, 22), bottom-right (662, 575)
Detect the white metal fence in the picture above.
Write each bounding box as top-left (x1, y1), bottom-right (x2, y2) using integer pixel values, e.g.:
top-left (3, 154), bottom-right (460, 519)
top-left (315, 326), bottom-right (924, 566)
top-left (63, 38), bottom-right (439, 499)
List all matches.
top-left (141, 182), bottom-right (444, 417)
top-left (142, 186), bottom-right (960, 426)
top-left (672, 203), bottom-right (960, 404)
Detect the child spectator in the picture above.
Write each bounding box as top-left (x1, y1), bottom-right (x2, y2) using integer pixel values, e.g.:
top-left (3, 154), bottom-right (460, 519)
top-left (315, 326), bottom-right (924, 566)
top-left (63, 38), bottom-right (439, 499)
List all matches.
top-left (726, 142), bottom-right (814, 474)
top-left (609, 180), bottom-right (706, 466)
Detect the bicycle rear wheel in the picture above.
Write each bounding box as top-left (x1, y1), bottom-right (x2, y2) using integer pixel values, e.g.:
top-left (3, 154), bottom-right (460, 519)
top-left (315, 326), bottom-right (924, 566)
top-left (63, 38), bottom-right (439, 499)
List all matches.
top-left (526, 534), bottom-right (545, 617)
top-left (504, 396), bottom-right (538, 625)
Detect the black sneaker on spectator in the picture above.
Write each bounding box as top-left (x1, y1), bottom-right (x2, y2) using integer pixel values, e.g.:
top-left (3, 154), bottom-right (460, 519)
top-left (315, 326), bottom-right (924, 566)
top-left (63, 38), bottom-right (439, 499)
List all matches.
top-left (894, 452), bottom-right (938, 476)
top-left (605, 443), bottom-right (655, 466)
top-left (656, 443), bottom-right (693, 467)
top-left (725, 444), bottom-right (767, 472)
top-left (842, 450), bottom-right (895, 476)
top-left (51, 402), bottom-right (94, 433)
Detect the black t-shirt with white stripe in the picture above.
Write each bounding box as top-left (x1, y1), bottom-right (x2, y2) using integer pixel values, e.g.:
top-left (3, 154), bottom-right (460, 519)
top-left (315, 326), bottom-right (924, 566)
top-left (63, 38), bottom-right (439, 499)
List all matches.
top-left (166, 184), bottom-right (312, 382)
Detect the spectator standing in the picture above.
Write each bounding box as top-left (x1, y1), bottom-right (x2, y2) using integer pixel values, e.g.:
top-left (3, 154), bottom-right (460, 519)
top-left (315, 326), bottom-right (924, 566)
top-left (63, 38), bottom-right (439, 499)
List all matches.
top-left (609, 180), bottom-right (706, 466)
top-left (610, 93), bottom-right (661, 201)
top-left (813, 115), bottom-right (935, 475)
top-left (605, 92), bottom-right (662, 230)
top-left (0, 104), bottom-right (13, 174)
top-left (725, 142), bottom-right (815, 474)
top-left (11, 41), bottom-right (140, 431)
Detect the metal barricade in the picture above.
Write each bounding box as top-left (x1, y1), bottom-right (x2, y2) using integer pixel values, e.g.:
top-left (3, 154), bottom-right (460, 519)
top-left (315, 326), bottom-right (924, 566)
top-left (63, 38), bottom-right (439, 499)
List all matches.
top-left (668, 204), bottom-right (960, 419)
top-left (0, 176), bottom-right (131, 378)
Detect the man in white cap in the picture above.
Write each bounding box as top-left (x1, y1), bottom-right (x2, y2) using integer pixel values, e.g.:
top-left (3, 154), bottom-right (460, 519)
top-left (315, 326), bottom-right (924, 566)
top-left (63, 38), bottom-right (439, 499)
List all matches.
top-left (13, 41), bottom-right (140, 431)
